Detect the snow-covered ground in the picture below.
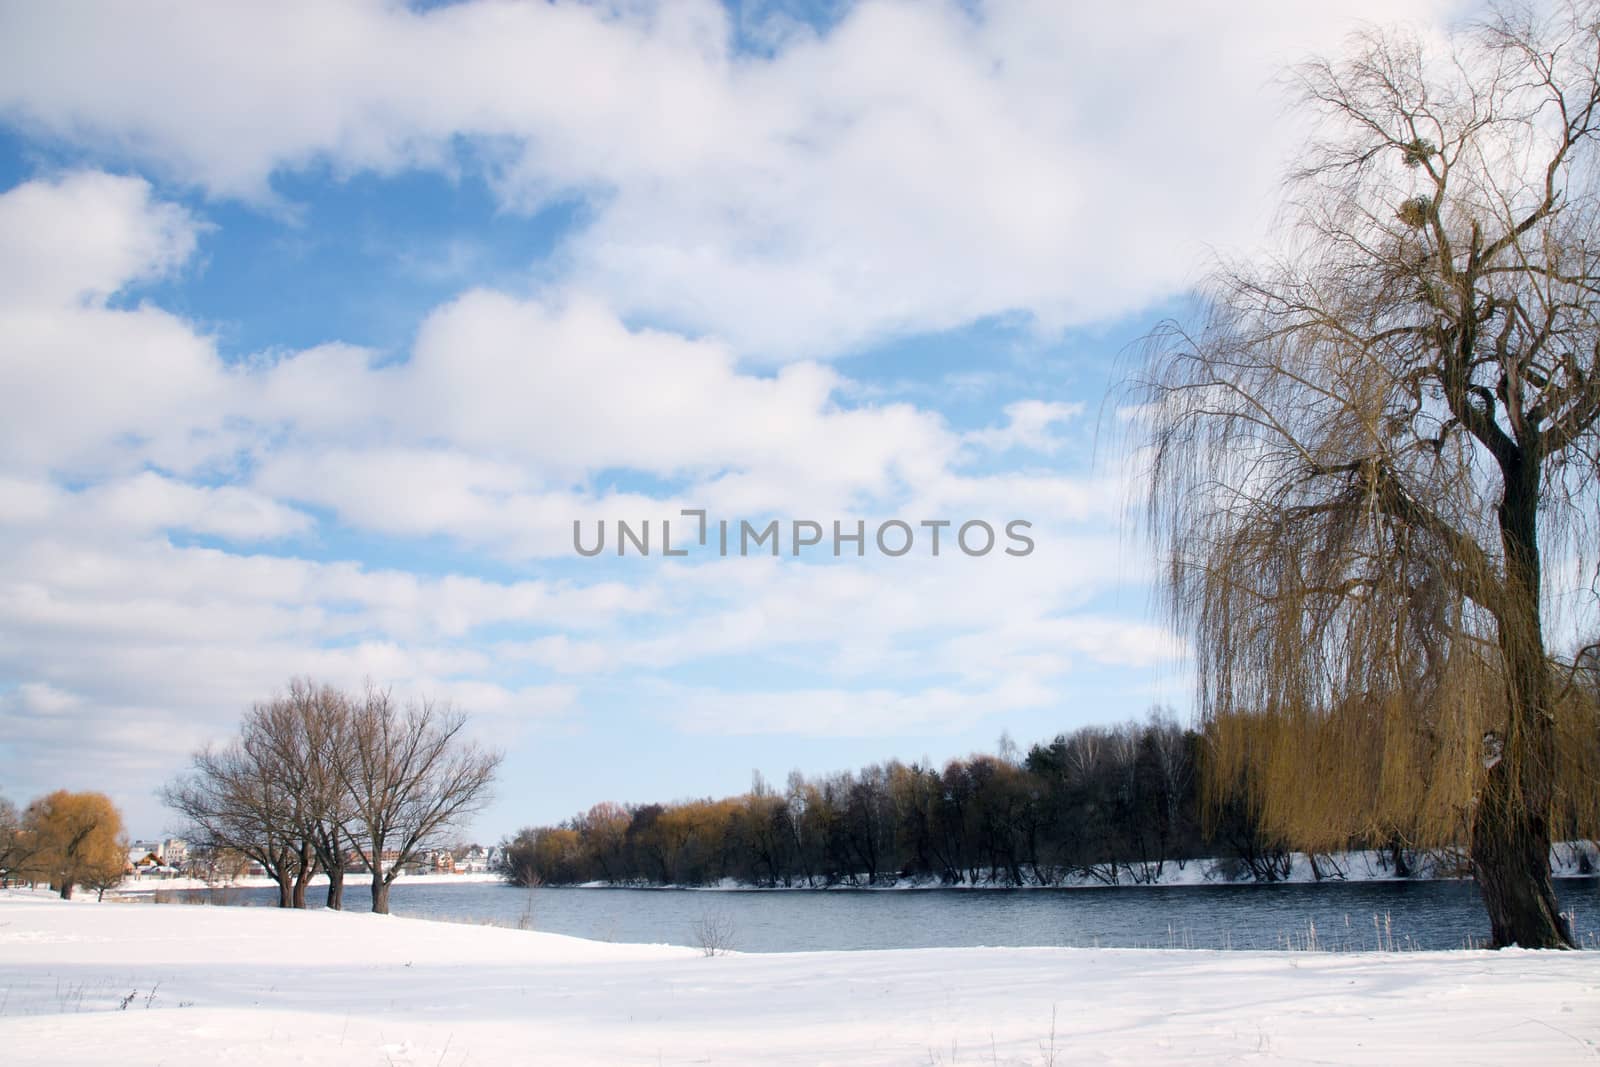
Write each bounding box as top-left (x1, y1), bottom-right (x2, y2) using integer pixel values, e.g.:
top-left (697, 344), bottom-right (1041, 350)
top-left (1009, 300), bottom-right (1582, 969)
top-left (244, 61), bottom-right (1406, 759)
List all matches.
top-left (1, 890), bottom-right (1595, 1065)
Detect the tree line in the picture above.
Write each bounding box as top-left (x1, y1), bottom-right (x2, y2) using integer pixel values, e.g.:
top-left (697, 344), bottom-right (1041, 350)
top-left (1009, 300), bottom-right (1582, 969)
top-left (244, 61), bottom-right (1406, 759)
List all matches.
top-left (163, 679), bottom-right (501, 914)
top-left (0, 790), bottom-right (126, 899)
top-left (501, 712), bottom-right (1313, 889)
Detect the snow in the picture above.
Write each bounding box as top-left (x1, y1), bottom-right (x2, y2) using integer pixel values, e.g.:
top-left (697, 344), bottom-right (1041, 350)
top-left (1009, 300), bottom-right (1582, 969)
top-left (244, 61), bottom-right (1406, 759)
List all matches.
top-left (111, 869), bottom-right (507, 894)
top-left (2, 891), bottom-right (1597, 1064)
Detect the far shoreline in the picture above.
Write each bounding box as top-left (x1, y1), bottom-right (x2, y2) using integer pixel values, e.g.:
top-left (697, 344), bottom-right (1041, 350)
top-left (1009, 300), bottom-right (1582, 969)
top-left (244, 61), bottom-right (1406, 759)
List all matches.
top-left (108, 844), bottom-right (1599, 898)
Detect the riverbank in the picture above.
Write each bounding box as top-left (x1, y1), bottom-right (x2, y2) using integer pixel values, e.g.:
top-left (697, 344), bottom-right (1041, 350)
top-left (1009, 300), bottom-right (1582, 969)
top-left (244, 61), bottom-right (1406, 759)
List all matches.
top-left (563, 843), bottom-right (1598, 891)
top-left (109, 869), bottom-right (506, 894)
top-left (102, 843), bottom-right (1598, 898)
top-left (3, 890), bottom-right (1596, 1064)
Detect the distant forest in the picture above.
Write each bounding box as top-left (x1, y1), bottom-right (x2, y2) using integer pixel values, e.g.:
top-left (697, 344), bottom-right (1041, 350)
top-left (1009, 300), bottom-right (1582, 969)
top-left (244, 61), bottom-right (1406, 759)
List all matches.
top-left (501, 713), bottom-right (1404, 888)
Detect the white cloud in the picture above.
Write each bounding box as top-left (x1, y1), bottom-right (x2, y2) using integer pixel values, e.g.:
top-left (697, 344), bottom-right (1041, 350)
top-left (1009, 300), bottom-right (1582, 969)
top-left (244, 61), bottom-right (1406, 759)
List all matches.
top-left (400, 290), bottom-right (951, 483)
top-left (0, 471), bottom-right (311, 542)
top-left (0, 173), bottom-right (961, 552)
top-left (236, 286), bottom-right (977, 548)
top-left (0, 169), bottom-right (197, 308)
top-left (965, 400), bottom-right (1086, 455)
top-left (0, 173), bottom-right (237, 477)
top-left (0, 517), bottom-right (641, 819)
top-left (661, 676), bottom-right (1059, 737)
top-left (0, 0), bottom-right (1455, 357)
top-left (493, 536), bottom-right (1165, 686)
top-left (86, 472), bottom-right (313, 541)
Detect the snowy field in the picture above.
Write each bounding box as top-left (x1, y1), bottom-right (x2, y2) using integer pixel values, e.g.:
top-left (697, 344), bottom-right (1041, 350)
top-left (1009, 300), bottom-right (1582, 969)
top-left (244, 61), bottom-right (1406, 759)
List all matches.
top-left (1, 891), bottom-right (1596, 1065)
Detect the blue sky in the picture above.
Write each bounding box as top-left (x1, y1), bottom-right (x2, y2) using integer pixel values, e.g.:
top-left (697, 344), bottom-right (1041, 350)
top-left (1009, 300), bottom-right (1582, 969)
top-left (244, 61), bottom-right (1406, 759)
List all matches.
top-left (0, 0), bottom-right (1456, 838)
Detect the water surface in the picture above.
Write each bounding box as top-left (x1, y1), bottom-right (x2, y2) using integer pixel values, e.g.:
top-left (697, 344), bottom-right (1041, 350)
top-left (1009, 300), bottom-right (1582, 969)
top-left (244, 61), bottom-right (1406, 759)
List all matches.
top-left (158, 877), bottom-right (1600, 952)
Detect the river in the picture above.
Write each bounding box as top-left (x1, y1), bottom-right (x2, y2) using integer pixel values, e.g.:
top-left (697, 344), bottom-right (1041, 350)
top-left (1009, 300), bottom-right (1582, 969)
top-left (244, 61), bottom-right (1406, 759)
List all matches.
top-left (155, 876), bottom-right (1600, 952)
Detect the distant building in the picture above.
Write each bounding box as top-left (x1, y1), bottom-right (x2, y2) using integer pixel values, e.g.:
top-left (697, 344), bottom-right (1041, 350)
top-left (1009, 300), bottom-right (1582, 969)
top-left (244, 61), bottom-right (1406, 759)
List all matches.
top-left (128, 841), bottom-right (162, 866)
top-left (126, 838), bottom-right (186, 867)
top-left (345, 849), bottom-right (428, 875)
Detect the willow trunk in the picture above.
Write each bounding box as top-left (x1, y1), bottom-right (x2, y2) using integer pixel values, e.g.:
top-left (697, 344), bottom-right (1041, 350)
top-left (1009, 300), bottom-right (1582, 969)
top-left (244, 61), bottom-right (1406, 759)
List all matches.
top-left (1469, 462), bottom-right (1573, 949)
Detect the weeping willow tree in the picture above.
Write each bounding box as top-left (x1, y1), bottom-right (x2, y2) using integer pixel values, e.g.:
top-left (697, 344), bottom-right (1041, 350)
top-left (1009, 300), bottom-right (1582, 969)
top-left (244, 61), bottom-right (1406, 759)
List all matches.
top-left (1139, 1), bottom-right (1600, 948)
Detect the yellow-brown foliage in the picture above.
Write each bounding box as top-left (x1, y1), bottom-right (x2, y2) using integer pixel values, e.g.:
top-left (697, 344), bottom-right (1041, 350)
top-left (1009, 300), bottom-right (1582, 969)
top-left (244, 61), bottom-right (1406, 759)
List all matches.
top-left (24, 790), bottom-right (126, 899)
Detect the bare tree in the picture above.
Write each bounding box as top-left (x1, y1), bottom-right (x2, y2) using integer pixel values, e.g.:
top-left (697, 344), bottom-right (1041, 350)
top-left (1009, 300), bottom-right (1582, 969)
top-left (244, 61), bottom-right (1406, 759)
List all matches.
top-left (189, 844), bottom-right (249, 889)
top-left (162, 732), bottom-right (309, 908)
top-left (1137, 1), bottom-right (1600, 946)
top-left (165, 680), bottom-right (498, 914)
top-left (0, 795), bottom-right (33, 886)
top-left (690, 905), bottom-right (737, 957)
top-left (335, 687), bottom-right (502, 914)
top-left (250, 680), bottom-right (357, 909)
top-left (1143, 707), bottom-right (1196, 868)
top-left (81, 863), bottom-right (126, 902)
